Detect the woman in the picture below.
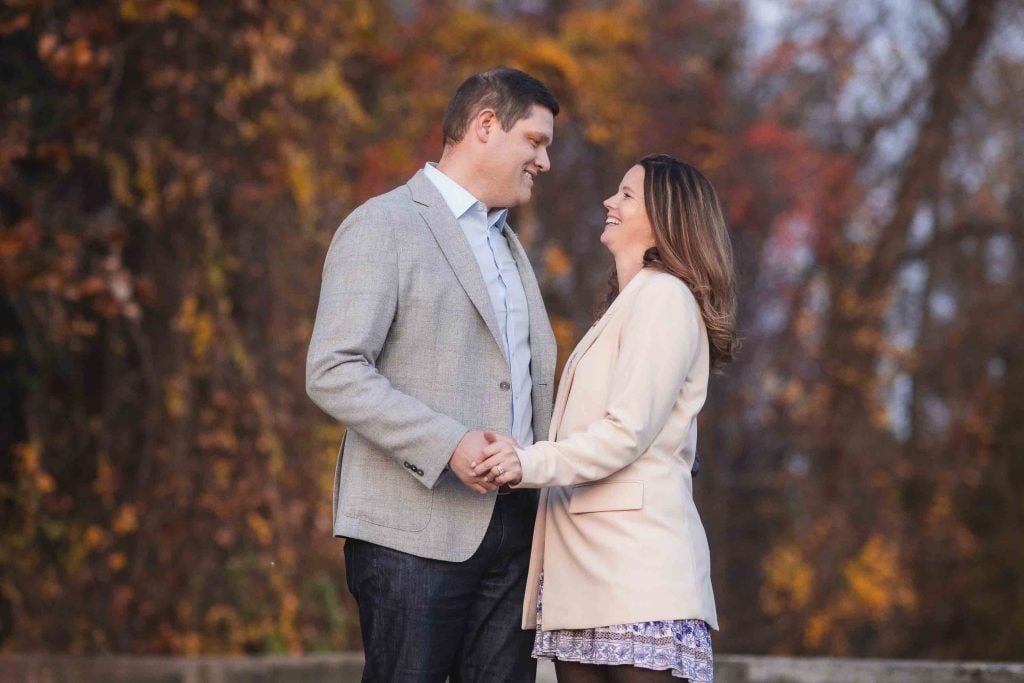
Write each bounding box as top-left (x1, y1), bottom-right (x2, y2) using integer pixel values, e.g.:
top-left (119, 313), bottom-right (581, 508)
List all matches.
top-left (473, 154), bottom-right (737, 682)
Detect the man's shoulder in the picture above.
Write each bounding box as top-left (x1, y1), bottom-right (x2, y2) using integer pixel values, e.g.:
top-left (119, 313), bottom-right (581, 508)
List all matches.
top-left (337, 183), bottom-right (419, 234)
top-left (353, 183), bottom-right (414, 215)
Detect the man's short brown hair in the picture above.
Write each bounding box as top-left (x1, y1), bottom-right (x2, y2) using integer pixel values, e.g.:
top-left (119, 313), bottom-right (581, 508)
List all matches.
top-left (442, 67), bottom-right (560, 147)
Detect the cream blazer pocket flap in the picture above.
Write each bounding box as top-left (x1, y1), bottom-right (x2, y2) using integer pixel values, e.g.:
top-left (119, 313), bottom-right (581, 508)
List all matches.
top-left (568, 481), bottom-right (644, 514)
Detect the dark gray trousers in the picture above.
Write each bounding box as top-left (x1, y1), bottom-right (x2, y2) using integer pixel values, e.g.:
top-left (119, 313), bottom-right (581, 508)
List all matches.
top-left (345, 491), bottom-right (538, 682)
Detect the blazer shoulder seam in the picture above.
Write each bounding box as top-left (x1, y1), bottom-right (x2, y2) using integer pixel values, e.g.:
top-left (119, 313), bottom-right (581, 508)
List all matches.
top-left (637, 272), bottom-right (693, 304)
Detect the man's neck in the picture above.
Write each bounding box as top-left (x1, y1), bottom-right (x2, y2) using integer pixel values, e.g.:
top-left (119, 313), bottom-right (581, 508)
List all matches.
top-left (436, 155), bottom-right (490, 210)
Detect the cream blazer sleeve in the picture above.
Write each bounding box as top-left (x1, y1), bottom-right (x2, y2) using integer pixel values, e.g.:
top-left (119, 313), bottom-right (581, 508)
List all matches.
top-left (514, 276), bottom-right (703, 487)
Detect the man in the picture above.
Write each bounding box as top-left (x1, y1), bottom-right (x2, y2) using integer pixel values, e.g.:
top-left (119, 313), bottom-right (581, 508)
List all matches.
top-left (306, 67), bottom-right (558, 681)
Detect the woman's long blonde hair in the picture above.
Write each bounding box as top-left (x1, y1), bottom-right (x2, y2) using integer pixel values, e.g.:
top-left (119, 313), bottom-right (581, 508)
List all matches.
top-left (601, 154), bottom-right (738, 370)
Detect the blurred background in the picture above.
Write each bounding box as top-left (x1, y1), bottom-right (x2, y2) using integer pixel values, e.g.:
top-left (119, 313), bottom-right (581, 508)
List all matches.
top-left (1, 0), bottom-right (1022, 661)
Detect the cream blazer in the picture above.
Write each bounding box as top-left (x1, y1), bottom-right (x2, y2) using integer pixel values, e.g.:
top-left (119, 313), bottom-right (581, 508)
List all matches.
top-left (513, 268), bottom-right (718, 631)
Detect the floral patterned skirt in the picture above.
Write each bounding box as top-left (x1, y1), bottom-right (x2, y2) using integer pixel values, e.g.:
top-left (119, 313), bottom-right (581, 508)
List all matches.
top-left (531, 574), bottom-right (714, 682)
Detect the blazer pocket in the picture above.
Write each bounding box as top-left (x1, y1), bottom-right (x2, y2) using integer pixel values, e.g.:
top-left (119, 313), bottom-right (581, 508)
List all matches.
top-left (568, 481), bottom-right (644, 514)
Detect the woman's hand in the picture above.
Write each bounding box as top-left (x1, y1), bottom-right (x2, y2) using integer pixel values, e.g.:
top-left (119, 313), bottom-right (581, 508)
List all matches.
top-left (471, 431), bottom-right (523, 486)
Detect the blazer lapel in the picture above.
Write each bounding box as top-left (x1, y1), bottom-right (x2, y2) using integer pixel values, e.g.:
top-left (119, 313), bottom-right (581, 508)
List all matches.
top-left (407, 171), bottom-right (504, 351)
top-left (546, 269), bottom-right (653, 439)
top-left (547, 310), bottom-right (612, 440)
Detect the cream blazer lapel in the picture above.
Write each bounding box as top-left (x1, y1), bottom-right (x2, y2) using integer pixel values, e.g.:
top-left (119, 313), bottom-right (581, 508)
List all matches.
top-left (547, 270), bottom-right (652, 440)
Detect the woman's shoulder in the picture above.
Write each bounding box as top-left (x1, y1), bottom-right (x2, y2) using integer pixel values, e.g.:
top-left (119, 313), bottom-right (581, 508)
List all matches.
top-left (637, 269), bottom-right (700, 311)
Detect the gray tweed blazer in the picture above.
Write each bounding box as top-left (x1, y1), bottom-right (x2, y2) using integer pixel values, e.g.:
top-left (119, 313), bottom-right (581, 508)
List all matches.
top-left (306, 170), bottom-right (556, 562)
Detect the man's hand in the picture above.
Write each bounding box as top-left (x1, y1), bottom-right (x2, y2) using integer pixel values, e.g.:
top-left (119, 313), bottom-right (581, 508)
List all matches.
top-left (449, 430), bottom-right (498, 494)
top-left (471, 431), bottom-right (523, 487)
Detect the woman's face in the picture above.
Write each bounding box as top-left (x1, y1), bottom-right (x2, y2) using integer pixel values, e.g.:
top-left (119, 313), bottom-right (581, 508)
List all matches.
top-left (601, 164), bottom-right (655, 257)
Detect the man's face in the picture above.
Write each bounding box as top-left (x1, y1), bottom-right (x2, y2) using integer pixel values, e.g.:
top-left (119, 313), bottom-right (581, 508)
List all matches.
top-left (483, 104), bottom-right (554, 208)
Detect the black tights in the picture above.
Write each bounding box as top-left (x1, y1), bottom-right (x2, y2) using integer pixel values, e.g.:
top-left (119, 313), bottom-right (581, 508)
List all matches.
top-left (554, 660), bottom-right (678, 683)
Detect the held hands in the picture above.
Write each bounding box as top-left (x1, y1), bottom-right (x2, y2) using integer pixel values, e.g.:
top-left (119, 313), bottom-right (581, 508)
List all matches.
top-left (449, 431), bottom-right (498, 494)
top-left (449, 430), bottom-right (523, 493)
top-left (471, 431), bottom-right (523, 487)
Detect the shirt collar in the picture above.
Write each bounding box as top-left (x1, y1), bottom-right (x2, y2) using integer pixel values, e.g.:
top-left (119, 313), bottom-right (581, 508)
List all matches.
top-left (424, 163), bottom-right (508, 232)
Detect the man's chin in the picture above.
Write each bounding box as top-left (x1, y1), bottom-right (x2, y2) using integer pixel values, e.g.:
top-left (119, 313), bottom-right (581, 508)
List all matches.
top-left (500, 193), bottom-right (531, 209)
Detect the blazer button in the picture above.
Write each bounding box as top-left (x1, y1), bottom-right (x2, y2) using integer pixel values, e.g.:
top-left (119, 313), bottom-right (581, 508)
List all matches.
top-left (402, 461), bottom-right (411, 469)
top-left (499, 381), bottom-right (511, 391)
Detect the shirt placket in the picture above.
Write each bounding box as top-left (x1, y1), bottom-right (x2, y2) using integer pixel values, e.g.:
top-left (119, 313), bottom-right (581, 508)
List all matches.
top-left (484, 220), bottom-right (516, 436)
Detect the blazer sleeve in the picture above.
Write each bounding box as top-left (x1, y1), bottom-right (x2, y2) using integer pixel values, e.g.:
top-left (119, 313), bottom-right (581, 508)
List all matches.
top-left (514, 276), bottom-right (703, 488)
top-left (305, 205), bottom-right (468, 489)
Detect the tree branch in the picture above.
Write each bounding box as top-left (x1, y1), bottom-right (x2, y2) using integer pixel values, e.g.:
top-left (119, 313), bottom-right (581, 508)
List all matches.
top-left (859, 0), bottom-right (999, 295)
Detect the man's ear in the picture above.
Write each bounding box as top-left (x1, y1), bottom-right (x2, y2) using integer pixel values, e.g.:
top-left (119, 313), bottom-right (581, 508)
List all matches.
top-left (472, 109), bottom-right (497, 142)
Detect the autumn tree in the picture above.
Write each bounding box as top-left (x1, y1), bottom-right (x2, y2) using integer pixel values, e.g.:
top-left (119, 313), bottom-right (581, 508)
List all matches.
top-left (1, 0), bottom-right (1021, 659)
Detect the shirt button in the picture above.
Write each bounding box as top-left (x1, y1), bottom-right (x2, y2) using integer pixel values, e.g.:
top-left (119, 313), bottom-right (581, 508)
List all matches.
top-left (499, 381), bottom-right (511, 391)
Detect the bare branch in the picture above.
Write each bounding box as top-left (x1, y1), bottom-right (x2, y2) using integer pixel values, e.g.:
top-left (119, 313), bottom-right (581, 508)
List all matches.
top-left (896, 220), bottom-right (1009, 264)
top-left (858, 0), bottom-right (1000, 294)
top-left (927, 0), bottom-right (959, 28)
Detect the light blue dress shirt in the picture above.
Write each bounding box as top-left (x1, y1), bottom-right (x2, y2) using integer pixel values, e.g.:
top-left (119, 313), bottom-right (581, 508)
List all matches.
top-left (423, 163), bottom-right (534, 447)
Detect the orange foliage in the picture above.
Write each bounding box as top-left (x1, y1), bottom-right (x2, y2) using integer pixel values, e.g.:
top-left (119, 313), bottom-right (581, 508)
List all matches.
top-left (1, 0), bottom-right (1020, 661)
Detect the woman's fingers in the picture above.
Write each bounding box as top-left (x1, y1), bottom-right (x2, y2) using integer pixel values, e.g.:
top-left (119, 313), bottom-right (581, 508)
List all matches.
top-left (493, 459), bottom-right (522, 485)
top-left (471, 444), bottom-right (511, 469)
top-left (472, 452), bottom-right (509, 478)
top-left (471, 445), bottom-right (523, 486)
top-left (485, 452), bottom-right (522, 486)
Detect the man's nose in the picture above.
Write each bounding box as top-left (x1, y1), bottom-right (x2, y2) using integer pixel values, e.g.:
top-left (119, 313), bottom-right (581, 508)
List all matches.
top-left (536, 147), bottom-right (551, 173)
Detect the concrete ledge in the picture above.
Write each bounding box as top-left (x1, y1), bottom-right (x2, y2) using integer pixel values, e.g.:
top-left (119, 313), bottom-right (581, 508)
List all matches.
top-left (0, 653), bottom-right (365, 683)
top-left (715, 655), bottom-right (1024, 682)
top-left (1, 653), bottom-right (1022, 682)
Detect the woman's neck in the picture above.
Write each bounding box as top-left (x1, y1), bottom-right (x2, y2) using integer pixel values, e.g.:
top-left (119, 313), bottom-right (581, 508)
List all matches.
top-left (614, 252), bottom-right (646, 291)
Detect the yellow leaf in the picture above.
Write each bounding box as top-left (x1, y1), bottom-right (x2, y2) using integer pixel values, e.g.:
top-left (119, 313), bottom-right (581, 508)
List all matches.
top-left (118, 1), bottom-right (140, 21)
top-left (170, 0), bottom-right (198, 19)
top-left (105, 153), bottom-right (134, 207)
top-left (164, 375), bottom-right (188, 418)
top-left (84, 525), bottom-right (105, 550)
top-left (34, 472), bottom-right (55, 494)
top-left (192, 314), bottom-right (214, 360)
top-left (247, 512), bottom-right (273, 546)
top-left (841, 535), bottom-right (916, 620)
top-left (108, 552), bottom-right (127, 571)
top-left (284, 145), bottom-right (316, 215)
top-left (760, 543), bottom-right (815, 614)
top-left (93, 454), bottom-right (117, 498)
top-left (113, 505), bottom-right (139, 535)
top-left (213, 458), bottom-right (232, 488)
top-left (544, 245), bottom-right (572, 278)
top-left (15, 442), bottom-right (40, 473)
top-left (804, 611), bottom-right (832, 649)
